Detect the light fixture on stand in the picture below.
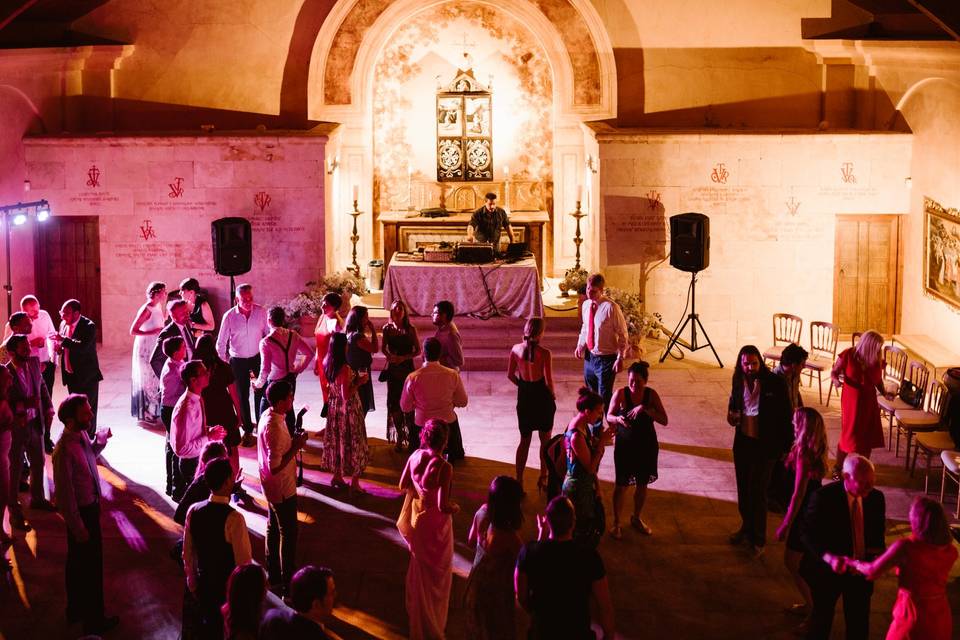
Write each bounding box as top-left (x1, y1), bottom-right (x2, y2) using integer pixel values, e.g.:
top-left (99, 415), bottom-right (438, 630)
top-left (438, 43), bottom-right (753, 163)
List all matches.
top-left (1, 198), bottom-right (51, 316)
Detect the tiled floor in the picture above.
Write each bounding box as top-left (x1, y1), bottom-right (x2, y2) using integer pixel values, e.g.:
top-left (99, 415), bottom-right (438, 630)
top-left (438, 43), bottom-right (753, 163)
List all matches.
top-left (1, 344), bottom-right (957, 639)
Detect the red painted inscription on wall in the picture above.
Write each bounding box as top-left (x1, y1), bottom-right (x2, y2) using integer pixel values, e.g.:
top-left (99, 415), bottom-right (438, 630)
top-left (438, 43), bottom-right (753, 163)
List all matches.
top-left (645, 190), bottom-right (662, 210)
top-left (254, 191), bottom-right (271, 211)
top-left (140, 219), bottom-right (156, 241)
top-left (710, 163), bottom-right (729, 184)
top-left (86, 165), bottom-right (101, 188)
top-left (841, 162), bottom-right (856, 184)
top-left (168, 177), bottom-right (185, 198)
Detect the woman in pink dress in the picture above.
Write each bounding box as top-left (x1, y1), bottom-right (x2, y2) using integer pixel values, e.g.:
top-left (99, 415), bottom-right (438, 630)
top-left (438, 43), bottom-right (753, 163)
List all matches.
top-left (313, 292), bottom-right (344, 405)
top-left (397, 419), bottom-right (459, 640)
top-left (850, 496), bottom-right (958, 640)
top-left (830, 329), bottom-right (886, 471)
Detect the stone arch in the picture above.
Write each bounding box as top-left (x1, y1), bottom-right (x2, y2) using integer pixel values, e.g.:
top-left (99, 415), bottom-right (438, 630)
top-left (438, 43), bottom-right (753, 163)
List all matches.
top-left (308, 0), bottom-right (616, 121)
top-left (311, 0), bottom-right (615, 275)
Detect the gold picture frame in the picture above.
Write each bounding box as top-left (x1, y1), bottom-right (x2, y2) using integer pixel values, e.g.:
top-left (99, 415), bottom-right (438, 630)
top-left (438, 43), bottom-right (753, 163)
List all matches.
top-left (923, 196), bottom-right (960, 311)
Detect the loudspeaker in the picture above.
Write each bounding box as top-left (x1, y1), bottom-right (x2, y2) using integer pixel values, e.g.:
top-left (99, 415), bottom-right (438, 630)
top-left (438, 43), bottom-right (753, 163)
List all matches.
top-left (669, 212), bottom-right (710, 273)
top-left (211, 217), bottom-right (252, 276)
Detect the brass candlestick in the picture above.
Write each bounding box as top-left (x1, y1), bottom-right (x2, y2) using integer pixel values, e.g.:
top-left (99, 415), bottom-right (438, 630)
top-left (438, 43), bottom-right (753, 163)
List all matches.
top-left (570, 200), bottom-right (587, 271)
top-left (348, 199), bottom-right (363, 277)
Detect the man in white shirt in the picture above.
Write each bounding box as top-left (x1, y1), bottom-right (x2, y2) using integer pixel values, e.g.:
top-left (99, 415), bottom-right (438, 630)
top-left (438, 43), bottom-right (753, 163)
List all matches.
top-left (182, 457), bottom-right (252, 637)
top-left (217, 283), bottom-right (270, 444)
top-left (171, 360), bottom-right (226, 500)
top-left (6, 295), bottom-right (56, 395)
top-left (257, 379), bottom-right (308, 593)
top-left (400, 337), bottom-right (468, 460)
top-left (253, 306), bottom-right (314, 432)
top-left (574, 273), bottom-right (628, 420)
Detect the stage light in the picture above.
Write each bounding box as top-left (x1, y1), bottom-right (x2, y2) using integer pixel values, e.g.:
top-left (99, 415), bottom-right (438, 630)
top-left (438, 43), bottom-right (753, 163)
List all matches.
top-left (36, 203), bottom-right (50, 221)
top-left (12, 213), bottom-right (26, 226)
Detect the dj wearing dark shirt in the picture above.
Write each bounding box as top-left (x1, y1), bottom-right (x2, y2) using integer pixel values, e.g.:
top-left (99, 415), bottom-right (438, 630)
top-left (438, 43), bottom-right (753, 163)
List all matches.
top-left (469, 192), bottom-right (514, 249)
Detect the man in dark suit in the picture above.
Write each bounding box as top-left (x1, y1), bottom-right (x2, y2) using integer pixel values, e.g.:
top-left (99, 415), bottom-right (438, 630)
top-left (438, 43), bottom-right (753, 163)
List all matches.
top-left (150, 299), bottom-right (195, 378)
top-left (800, 454), bottom-right (886, 639)
top-left (51, 299), bottom-right (103, 437)
top-left (726, 344), bottom-right (792, 557)
top-left (5, 334), bottom-right (55, 529)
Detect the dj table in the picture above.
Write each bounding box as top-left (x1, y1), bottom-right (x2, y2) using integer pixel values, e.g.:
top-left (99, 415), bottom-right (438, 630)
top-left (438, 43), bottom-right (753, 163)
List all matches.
top-left (382, 257), bottom-right (544, 318)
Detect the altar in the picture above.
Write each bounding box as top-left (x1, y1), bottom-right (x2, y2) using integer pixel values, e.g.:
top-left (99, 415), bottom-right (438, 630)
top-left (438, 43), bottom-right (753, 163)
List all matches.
top-left (382, 257), bottom-right (543, 318)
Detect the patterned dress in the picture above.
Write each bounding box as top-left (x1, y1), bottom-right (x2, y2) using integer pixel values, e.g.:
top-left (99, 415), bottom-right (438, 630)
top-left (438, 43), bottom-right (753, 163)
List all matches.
top-left (562, 426), bottom-right (603, 546)
top-left (322, 367), bottom-right (369, 476)
top-left (131, 302), bottom-right (165, 420)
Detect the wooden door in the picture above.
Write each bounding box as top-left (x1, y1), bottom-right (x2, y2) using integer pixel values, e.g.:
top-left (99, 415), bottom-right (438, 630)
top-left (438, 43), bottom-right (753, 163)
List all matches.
top-left (833, 215), bottom-right (901, 336)
top-left (34, 216), bottom-right (102, 341)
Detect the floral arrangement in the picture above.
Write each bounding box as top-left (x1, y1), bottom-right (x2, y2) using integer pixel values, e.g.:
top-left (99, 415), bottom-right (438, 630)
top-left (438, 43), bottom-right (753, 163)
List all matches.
top-left (279, 270), bottom-right (369, 319)
top-left (604, 287), bottom-right (664, 344)
top-left (558, 267), bottom-right (588, 296)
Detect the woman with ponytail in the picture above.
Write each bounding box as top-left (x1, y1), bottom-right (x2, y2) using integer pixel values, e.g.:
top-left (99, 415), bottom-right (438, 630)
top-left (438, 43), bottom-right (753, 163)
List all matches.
top-left (508, 317), bottom-right (557, 490)
top-left (562, 387), bottom-right (614, 547)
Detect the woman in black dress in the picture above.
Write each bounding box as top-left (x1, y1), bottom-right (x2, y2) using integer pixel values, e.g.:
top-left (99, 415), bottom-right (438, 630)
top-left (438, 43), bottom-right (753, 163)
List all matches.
top-left (606, 360), bottom-right (668, 539)
top-left (178, 277), bottom-right (215, 337)
top-left (344, 306), bottom-right (378, 415)
top-left (507, 317), bottom-right (556, 490)
top-left (775, 407), bottom-right (827, 623)
top-left (381, 300), bottom-right (419, 450)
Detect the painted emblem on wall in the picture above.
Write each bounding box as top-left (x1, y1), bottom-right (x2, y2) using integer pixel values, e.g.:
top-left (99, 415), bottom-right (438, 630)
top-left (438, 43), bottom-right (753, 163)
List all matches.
top-left (437, 68), bottom-right (492, 182)
top-left (168, 177), bottom-right (185, 198)
top-left (841, 162), bottom-right (856, 184)
top-left (139, 219), bottom-right (156, 241)
top-left (923, 196), bottom-right (960, 311)
top-left (786, 196), bottom-right (801, 216)
top-left (254, 191), bottom-right (271, 212)
top-left (86, 165), bottom-right (101, 188)
top-left (710, 163), bottom-right (729, 184)
top-left (645, 190), bottom-right (662, 210)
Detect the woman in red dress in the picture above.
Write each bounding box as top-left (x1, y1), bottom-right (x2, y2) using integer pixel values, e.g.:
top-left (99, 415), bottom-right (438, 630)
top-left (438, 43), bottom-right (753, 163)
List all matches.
top-left (830, 329), bottom-right (886, 472)
top-left (850, 496), bottom-right (958, 640)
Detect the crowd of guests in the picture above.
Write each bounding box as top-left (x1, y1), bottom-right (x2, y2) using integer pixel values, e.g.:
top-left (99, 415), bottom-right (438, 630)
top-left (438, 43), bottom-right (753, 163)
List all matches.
top-left (0, 270), bottom-right (957, 639)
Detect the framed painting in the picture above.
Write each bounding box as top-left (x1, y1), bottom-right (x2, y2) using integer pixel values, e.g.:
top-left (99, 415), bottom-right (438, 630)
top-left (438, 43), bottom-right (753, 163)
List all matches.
top-left (437, 97), bottom-right (462, 137)
top-left (923, 196), bottom-right (960, 310)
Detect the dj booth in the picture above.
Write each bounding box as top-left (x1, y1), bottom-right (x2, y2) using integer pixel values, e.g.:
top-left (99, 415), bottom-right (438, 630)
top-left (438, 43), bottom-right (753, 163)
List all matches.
top-left (382, 253), bottom-right (544, 318)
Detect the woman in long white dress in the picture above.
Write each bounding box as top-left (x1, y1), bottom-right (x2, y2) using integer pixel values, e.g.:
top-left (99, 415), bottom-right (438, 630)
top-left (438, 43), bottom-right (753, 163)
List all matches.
top-left (130, 281), bottom-right (167, 422)
top-left (398, 419), bottom-right (459, 640)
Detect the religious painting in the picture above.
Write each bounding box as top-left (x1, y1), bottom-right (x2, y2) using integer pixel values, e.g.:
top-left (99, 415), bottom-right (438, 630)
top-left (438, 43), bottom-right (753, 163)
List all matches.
top-left (924, 196), bottom-right (960, 311)
top-left (464, 97), bottom-right (490, 136)
top-left (437, 97), bottom-right (462, 136)
top-left (436, 69), bottom-right (492, 182)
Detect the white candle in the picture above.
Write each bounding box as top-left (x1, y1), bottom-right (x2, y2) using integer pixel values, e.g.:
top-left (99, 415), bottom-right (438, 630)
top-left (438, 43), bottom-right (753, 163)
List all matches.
top-left (352, 185), bottom-right (359, 201)
top-left (576, 184), bottom-right (582, 201)
top-left (407, 165), bottom-right (413, 177)
top-left (504, 165), bottom-right (510, 179)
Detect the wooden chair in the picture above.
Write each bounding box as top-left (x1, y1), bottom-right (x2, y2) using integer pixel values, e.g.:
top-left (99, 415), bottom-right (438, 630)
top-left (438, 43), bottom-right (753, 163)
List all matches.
top-left (880, 345), bottom-right (908, 398)
top-left (913, 429), bottom-right (956, 493)
top-left (851, 332), bottom-right (862, 347)
top-left (879, 361), bottom-right (931, 454)
top-left (940, 450), bottom-right (960, 518)
top-left (895, 379), bottom-right (947, 471)
top-left (802, 321), bottom-right (838, 405)
top-left (762, 314), bottom-right (802, 367)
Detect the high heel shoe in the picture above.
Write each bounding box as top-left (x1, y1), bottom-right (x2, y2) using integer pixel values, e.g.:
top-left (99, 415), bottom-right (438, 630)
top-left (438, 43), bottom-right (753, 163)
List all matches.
top-left (331, 478), bottom-right (348, 489)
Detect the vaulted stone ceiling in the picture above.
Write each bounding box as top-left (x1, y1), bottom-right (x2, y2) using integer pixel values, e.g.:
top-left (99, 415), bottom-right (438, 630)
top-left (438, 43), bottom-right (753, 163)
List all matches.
top-left (802, 0), bottom-right (959, 41)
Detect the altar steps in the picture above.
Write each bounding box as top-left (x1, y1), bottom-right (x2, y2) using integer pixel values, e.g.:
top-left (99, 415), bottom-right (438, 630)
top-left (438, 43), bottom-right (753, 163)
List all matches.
top-left (367, 314), bottom-right (584, 372)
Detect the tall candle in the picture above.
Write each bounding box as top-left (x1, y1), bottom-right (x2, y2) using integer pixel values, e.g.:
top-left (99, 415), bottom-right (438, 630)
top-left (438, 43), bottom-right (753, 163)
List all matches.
top-left (504, 165), bottom-right (510, 179)
top-left (576, 184), bottom-right (583, 202)
top-left (352, 185), bottom-right (359, 201)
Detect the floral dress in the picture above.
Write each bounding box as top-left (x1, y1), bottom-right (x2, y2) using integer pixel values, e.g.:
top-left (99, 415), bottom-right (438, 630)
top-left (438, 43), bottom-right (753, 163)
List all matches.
top-left (322, 366), bottom-right (369, 476)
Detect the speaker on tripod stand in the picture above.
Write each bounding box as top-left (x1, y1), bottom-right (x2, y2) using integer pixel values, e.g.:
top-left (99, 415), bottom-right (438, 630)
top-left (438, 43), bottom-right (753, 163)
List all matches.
top-left (211, 217), bottom-right (252, 301)
top-left (659, 213), bottom-right (723, 367)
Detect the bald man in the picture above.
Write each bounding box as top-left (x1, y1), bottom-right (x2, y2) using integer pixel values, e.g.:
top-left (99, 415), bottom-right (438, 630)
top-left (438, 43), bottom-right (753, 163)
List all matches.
top-left (800, 454), bottom-right (886, 639)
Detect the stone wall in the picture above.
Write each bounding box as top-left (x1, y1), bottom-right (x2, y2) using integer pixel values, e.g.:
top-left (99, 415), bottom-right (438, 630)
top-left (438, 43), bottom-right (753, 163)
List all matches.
top-left (596, 130), bottom-right (912, 360)
top-left (24, 135), bottom-right (328, 348)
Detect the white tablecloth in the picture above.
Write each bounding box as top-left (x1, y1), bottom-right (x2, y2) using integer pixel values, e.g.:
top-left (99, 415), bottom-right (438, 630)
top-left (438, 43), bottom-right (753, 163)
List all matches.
top-left (382, 258), bottom-right (543, 318)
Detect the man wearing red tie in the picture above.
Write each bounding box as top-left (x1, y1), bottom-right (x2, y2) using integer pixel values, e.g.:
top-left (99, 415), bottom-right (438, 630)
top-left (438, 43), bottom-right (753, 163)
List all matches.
top-left (52, 300), bottom-right (103, 437)
top-left (574, 273), bottom-right (628, 423)
top-left (800, 454), bottom-right (886, 639)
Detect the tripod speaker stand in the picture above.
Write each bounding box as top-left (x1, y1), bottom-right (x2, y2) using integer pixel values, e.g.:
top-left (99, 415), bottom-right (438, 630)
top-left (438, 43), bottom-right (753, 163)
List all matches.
top-left (658, 271), bottom-right (723, 367)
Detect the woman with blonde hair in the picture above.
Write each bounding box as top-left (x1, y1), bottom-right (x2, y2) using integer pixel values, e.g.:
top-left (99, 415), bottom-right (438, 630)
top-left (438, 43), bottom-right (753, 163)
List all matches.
top-left (830, 329), bottom-right (886, 471)
top-left (129, 281), bottom-right (167, 423)
top-left (849, 496), bottom-right (958, 639)
top-left (775, 407), bottom-right (828, 627)
top-left (507, 317), bottom-right (556, 489)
